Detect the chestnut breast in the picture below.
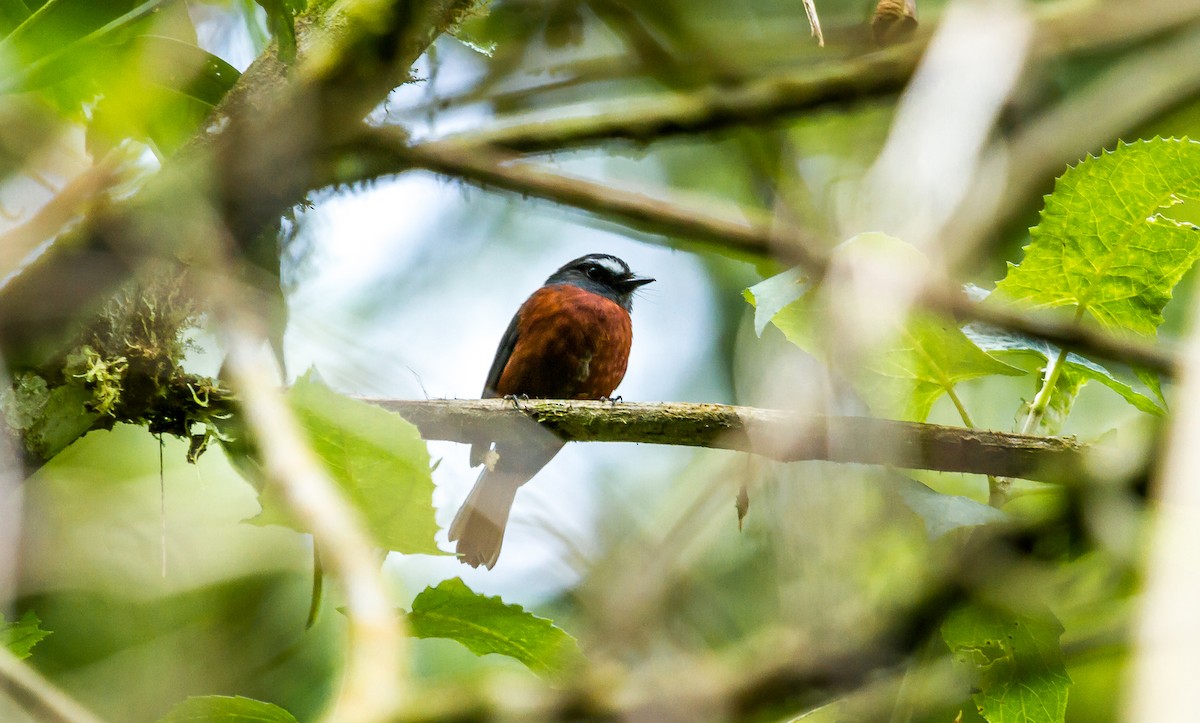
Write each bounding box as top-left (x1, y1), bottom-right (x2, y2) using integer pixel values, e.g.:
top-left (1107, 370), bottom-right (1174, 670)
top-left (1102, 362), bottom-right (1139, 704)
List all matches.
top-left (495, 284), bottom-right (634, 400)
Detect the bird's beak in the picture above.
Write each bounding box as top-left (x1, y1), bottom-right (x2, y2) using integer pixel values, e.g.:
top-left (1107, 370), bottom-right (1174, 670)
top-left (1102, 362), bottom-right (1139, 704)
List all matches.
top-left (621, 275), bottom-right (655, 290)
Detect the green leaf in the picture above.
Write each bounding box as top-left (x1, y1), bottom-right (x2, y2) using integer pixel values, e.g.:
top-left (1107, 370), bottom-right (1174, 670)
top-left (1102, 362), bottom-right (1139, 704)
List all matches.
top-left (253, 0), bottom-right (300, 60)
top-left (87, 35), bottom-right (241, 156)
top-left (158, 695), bottom-right (298, 723)
top-left (251, 371), bottom-right (445, 556)
top-left (0, 0), bottom-right (30, 39)
top-left (404, 577), bottom-right (584, 680)
top-left (895, 477), bottom-right (1007, 538)
top-left (743, 266), bottom-right (809, 337)
top-left (0, 0), bottom-right (168, 92)
top-left (757, 235), bottom-right (1023, 421)
top-left (863, 314), bottom-right (1024, 422)
top-left (995, 138), bottom-right (1200, 337)
top-left (963, 304), bottom-right (1166, 421)
top-left (943, 604), bottom-right (1071, 723)
top-left (1, 611), bottom-right (51, 660)
top-left (1040, 364), bottom-right (1089, 436)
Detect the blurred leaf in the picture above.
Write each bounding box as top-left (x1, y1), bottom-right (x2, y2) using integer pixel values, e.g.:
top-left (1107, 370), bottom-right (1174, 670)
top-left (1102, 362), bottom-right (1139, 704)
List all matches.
top-left (0, 0), bottom-right (30, 38)
top-left (254, 0), bottom-right (300, 61)
top-left (995, 138), bottom-right (1200, 338)
top-left (137, 35), bottom-right (240, 106)
top-left (743, 266), bottom-right (808, 337)
top-left (862, 313), bottom-right (1023, 422)
top-left (158, 695), bottom-right (298, 723)
top-left (943, 604), bottom-right (1071, 723)
top-left (895, 477), bottom-right (1007, 538)
top-left (0, 0), bottom-right (150, 56)
top-left (1, 610), bottom-right (51, 660)
top-left (755, 235), bottom-right (1022, 421)
top-left (0, 0), bottom-right (166, 92)
top-left (403, 577), bottom-right (584, 681)
top-left (251, 371), bottom-right (445, 556)
top-left (87, 36), bottom-right (241, 156)
top-left (0, 0), bottom-right (219, 155)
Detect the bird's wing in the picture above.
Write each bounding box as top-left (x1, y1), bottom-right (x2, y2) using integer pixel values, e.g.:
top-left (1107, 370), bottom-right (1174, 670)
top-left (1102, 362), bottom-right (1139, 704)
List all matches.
top-left (482, 310), bottom-right (522, 398)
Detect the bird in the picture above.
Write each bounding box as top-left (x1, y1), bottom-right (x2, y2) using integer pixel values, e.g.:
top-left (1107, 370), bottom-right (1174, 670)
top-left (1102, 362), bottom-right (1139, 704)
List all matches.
top-left (449, 253), bottom-right (654, 569)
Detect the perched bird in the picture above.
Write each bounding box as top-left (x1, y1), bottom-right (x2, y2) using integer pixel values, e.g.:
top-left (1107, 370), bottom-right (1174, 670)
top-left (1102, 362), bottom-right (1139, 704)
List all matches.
top-left (449, 253), bottom-right (654, 569)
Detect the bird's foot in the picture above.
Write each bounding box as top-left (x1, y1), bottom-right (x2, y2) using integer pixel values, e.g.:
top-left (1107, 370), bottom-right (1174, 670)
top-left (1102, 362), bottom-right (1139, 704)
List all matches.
top-left (502, 393), bottom-right (530, 411)
top-left (600, 395), bottom-right (623, 407)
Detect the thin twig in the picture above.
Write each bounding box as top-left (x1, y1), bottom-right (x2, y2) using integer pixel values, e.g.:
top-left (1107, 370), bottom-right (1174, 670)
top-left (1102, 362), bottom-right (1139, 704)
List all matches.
top-left (364, 398), bottom-right (1086, 483)
top-left (223, 324), bottom-right (404, 723)
top-left (0, 649), bottom-right (105, 723)
top-left (428, 45), bottom-right (920, 153)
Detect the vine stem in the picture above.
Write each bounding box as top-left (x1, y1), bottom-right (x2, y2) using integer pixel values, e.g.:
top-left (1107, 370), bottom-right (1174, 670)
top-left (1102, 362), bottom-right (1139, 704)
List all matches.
top-left (1020, 344), bottom-right (1071, 435)
top-left (944, 384), bottom-right (976, 430)
top-left (944, 374), bottom-right (1009, 507)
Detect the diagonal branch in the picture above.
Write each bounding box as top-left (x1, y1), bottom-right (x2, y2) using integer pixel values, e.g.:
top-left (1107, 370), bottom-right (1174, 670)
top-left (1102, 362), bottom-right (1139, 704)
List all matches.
top-left (343, 132), bottom-right (1178, 376)
top-left (0, 649), bottom-right (105, 723)
top-left (225, 328), bottom-right (404, 723)
top-left (363, 398), bottom-right (1087, 484)
top-left (436, 45), bottom-right (920, 153)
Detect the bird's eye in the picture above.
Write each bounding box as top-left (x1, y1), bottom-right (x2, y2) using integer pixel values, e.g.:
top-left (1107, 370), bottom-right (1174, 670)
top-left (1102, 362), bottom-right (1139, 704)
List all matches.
top-left (585, 265), bottom-right (602, 280)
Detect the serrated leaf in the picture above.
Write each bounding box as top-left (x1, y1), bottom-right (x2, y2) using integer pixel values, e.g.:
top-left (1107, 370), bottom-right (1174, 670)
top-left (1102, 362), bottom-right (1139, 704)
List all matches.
top-left (995, 138), bottom-right (1200, 337)
top-left (404, 577), bottom-right (583, 680)
top-left (1, 611), bottom-right (51, 660)
top-left (943, 604), bottom-right (1071, 723)
top-left (895, 477), bottom-right (1007, 538)
top-left (251, 371), bottom-right (444, 556)
top-left (158, 695), bottom-right (298, 723)
top-left (757, 235), bottom-right (1022, 421)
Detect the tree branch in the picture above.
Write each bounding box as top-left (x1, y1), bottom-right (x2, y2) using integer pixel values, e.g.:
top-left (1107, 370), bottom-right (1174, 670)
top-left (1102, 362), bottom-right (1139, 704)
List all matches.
top-left (438, 45), bottom-right (921, 153)
top-left (415, 1), bottom-right (1200, 157)
top-left (364, 398), bottom-right (1086, 483)
top-left (345, 133), bottom-right (1178, 377)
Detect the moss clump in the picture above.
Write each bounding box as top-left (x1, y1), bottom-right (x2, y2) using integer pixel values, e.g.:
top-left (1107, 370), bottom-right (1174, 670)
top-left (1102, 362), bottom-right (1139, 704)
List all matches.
top-left (11, 268), bottom-right (237, 462)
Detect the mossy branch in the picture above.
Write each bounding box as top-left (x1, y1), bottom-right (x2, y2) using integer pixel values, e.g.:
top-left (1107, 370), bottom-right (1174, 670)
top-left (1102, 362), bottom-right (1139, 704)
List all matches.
top-left (365, 398), bottom-right (1087, 483)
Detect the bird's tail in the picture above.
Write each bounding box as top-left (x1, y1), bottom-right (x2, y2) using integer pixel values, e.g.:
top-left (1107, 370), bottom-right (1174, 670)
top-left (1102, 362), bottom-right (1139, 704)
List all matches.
top-left (448, 469), bottom-right (524, 569)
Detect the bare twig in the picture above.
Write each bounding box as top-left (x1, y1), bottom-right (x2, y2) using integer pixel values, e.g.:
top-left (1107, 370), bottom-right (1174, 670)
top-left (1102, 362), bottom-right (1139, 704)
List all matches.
top-left (0, 649), bottom-right (105, 723)
top-left (223, 327), bottom-right (403, 723)
top-left (364, 398), bottom-right (1086, 483)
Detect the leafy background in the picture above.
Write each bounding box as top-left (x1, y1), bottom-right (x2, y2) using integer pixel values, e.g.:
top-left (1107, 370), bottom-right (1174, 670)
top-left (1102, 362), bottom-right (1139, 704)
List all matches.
top-left (4, 0), bottom-right (1200, 721)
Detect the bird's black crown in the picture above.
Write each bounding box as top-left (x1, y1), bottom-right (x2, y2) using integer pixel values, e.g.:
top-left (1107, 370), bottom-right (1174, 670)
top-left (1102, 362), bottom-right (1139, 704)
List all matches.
top-left (546, 254), bottom-right (654, 310)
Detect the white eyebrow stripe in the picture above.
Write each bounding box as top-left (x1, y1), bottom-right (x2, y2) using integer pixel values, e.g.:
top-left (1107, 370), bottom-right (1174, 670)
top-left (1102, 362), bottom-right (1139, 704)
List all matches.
top-left (589, 256), bottom-right (628, 276)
